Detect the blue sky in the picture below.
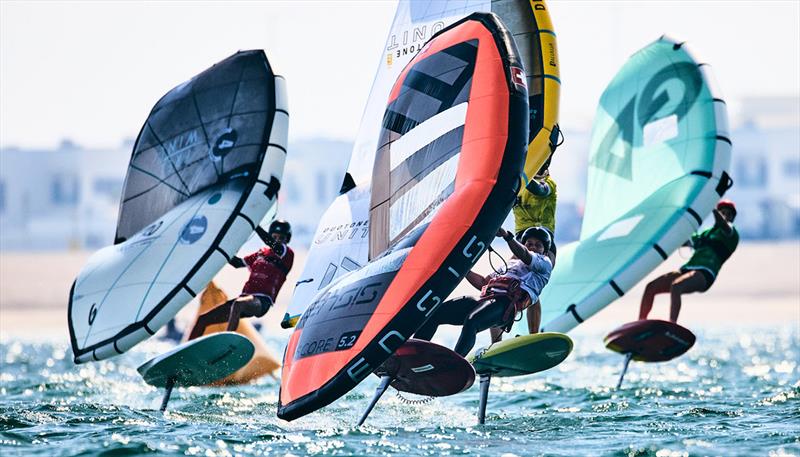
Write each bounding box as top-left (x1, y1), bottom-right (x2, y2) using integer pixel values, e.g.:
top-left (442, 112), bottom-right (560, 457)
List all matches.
top-left (1, 0), bottom-right (798, 148)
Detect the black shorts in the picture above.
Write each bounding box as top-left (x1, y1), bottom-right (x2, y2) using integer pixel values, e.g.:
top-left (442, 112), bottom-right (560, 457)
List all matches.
top-left (249, 294), bottom-right (273, 317)
top-left (679, 267), bottom-right (714, 291)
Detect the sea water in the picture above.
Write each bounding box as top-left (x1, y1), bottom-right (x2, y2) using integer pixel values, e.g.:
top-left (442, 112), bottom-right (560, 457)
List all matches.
top-left (1, 326), bottom-right (797, 456)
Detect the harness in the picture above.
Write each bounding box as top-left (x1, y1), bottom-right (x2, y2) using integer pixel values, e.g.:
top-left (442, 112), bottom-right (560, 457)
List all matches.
top-left (479, 276), bottom-right (531, 332)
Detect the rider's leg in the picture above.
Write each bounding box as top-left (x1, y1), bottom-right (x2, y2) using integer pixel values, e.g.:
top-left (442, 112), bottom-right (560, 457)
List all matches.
top-left (225, 299), bottom-right (246, 332)
top-left (453, 298), bottom-right (507, 357)
top-left (489, 327), bottom-right (504, 344)
top-left (414, 296), bottom-right (476, 341)
top-left (668, 270), bottom-right (708, 322)
top-left (225, 295), bottom-right (272, 331)
top-left (526, 300), bottom-right (542, 334)
top-left (188, 298), bottom-right (236, 340)
top-left (638, 271), bottom-right (681, 320)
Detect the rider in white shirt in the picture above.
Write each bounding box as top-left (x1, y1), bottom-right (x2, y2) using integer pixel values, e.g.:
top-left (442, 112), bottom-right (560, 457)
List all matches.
top-left (414, 226), bottom-right (553, 356)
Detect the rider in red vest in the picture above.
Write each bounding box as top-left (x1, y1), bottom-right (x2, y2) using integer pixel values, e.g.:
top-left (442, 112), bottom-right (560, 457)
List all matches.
top-left (187, 220), bottom-right (294, 340)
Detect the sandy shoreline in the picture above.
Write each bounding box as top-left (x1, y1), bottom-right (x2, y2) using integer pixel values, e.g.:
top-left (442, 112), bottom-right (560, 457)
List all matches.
top-left (1, 241), bottom-right (798, 340)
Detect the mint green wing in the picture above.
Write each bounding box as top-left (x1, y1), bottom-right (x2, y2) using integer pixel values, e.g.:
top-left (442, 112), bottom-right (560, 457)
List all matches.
top-left (537, 36), bottom-right (732, 333)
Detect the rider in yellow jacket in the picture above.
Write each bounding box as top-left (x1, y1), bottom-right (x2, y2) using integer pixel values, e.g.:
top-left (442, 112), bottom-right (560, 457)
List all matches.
top-left (512, 164), bottom-right (557, 333)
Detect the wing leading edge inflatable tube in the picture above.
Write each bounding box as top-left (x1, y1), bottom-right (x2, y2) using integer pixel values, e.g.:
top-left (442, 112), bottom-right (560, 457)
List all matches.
top-left (69, 51), bottom-right (288, 363)
top-left (498, 0), bottom-right (561, 188)
top-left (278, 13), bottom-right (528, 421)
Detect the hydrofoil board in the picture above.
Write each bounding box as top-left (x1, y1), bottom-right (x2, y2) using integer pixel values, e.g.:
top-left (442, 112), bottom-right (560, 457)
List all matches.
top-left (468, 332), bottom-right (572, 424)
top-left (137, 332), bottom-right (254, 411)
top-left (470, 332), bottom-right (573, 377)
top-left (604, 319), bottom-right (696, 388)
top-left (604, 319), bottom-right (695, 362)
top-left (358, 339), bottom-right (474, 425)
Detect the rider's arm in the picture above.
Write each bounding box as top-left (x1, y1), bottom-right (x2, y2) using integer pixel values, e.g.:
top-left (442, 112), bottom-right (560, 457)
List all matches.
top-left (255, 226), bottom-right (275, 246)
top-left (255, 225), bottom-right (286, 256)
top-left (228, 256), bottom-right (246, 269)
top-left (498, 228), bottom-right (532, 265)
top-left (712, 208), bottom-right (734, 235)
top-left (465, 271), bottom-right (487, 290)
top-left (525, 179), bottom-right (552, 197)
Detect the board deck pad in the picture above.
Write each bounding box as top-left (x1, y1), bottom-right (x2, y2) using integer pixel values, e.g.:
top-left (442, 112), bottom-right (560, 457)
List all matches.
top-left (470, 332), bottom-right (573, 377)
top-left (374, 339), bottom-right (475, 396)
top-left (138, 332), bottom-right (255, 388)
top-left (604, 319), bottom-right (696, 362)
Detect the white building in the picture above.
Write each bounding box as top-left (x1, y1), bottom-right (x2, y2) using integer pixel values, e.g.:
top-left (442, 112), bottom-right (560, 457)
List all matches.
top-left (274, 139), bottom-right (350, 245)
top-left (0, 139), bottom-right (350, 251)
top-left (0, 140), bottom-right (129, 250)
top-left (726, 97), bottom-right (800, 239)
top-left (1, 95), bottom-right (797, 251)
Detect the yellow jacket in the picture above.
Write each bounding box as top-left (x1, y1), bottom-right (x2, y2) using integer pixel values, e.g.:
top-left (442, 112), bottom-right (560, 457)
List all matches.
top-left (513, 175), bottom-right (557, 235)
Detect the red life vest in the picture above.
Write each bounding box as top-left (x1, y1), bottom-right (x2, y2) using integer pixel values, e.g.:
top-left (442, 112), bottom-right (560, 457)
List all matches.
top-left (479, 276), bottom-right (531, 332)
top-left (241, 245), bottom-right (294, 300)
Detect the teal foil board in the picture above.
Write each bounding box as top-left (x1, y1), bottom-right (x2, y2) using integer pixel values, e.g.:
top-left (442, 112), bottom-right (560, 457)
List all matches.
top-left (138, 332), bottom-right (254, 388)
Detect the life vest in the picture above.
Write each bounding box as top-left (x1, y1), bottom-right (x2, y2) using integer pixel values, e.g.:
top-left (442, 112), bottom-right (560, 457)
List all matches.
top-left (479, 276), bottom-right (531, 332)
top-left (241, 245), bottom-right (294, 300)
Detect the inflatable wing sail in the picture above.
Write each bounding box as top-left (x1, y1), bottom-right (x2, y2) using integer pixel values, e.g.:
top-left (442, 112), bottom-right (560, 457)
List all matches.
top-left (505, 0), bottom-right (561, 186)
top-left (68, 51), bottom-right (288, 363)
top-left (537, 36), bottom-right (732, 333)
top-left (283, 0), bottom-right (560, 328)
top-left (278, 13), bottom-right (528, 421)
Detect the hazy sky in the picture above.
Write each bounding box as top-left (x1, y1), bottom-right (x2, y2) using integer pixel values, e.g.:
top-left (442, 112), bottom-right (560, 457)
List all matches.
top-left (1, 1), bottom-right (798, 149)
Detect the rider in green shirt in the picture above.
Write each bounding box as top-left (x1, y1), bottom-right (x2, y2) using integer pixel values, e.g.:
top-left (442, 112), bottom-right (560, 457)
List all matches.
top-left (638, 200), bottom-right (739, 322)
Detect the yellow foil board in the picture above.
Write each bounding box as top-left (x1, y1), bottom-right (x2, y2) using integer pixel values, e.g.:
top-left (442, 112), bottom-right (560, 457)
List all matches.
top-left (470, 332), bottom-right (572, 377)
top-left (521, 0), bottom-right (561, 189)
top-left (187, 282), bottom-right (281, 385)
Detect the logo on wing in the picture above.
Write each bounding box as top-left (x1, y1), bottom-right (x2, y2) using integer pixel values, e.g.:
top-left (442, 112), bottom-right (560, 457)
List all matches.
top-left (211, 128), bottom-right (238, 161)
top-left (511, 66), bottom-right (527, 90)
top-left (180, 215), bottom-right (208, 244)
top-left (141, 220), bottom-right (163, 237)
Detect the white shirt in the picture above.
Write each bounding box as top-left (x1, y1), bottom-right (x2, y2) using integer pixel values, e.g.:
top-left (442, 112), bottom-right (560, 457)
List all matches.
top-left (489, 253), bottom-right (552, 303)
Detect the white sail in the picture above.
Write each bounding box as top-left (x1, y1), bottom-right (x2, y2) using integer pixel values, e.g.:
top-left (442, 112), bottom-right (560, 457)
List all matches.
top-left (69, 51), bottom-right (289, 363)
